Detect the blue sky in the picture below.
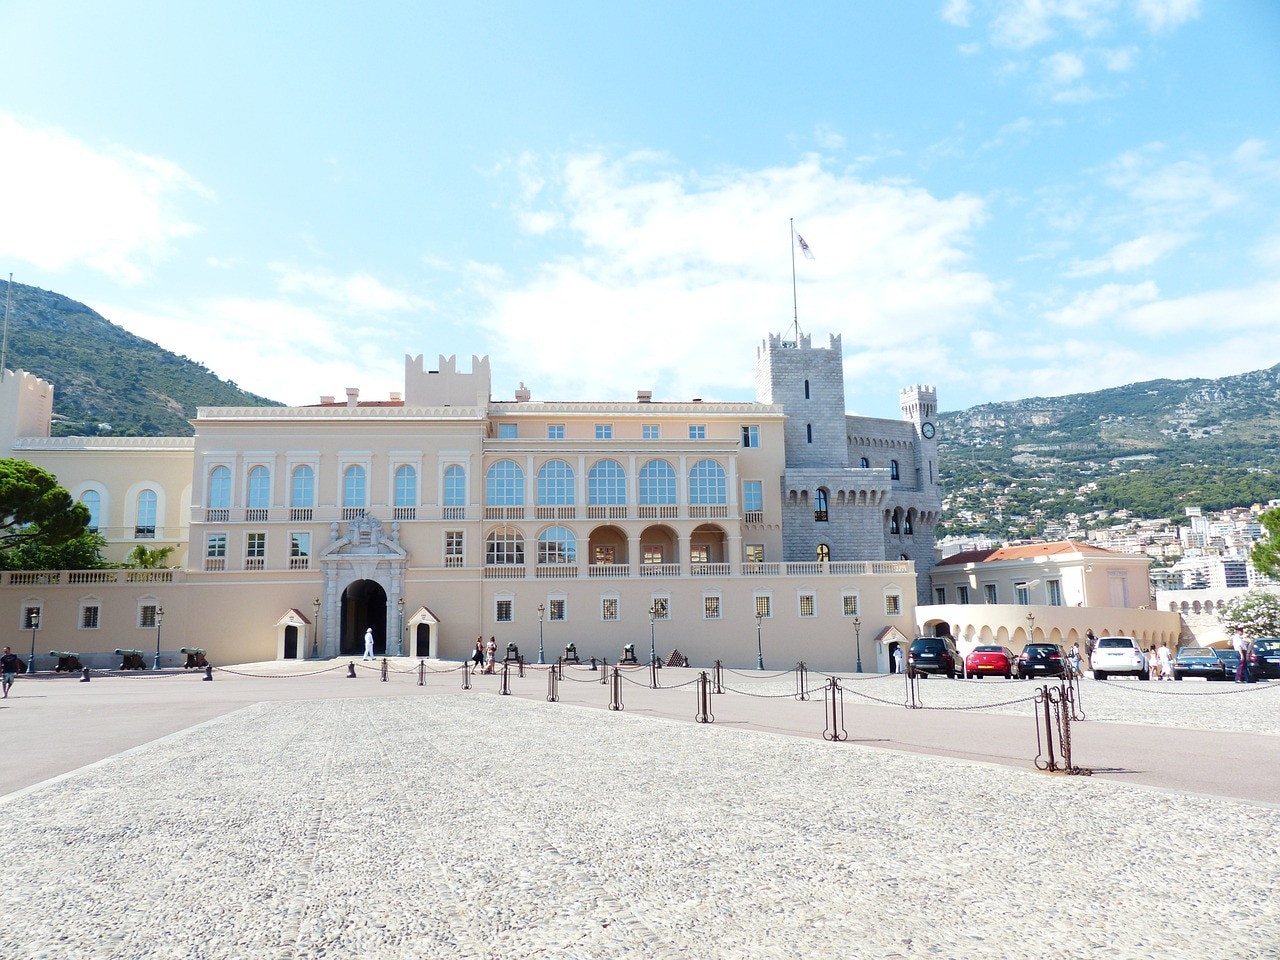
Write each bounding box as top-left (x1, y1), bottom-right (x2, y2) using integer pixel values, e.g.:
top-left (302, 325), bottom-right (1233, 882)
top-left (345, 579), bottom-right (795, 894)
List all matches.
top-left (1, 1), bottom-right (1277, 418)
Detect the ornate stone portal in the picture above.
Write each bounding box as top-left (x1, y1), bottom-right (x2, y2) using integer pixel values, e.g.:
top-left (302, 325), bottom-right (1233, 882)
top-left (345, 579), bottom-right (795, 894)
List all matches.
top-left (316, 513), bottom-right (408, 658)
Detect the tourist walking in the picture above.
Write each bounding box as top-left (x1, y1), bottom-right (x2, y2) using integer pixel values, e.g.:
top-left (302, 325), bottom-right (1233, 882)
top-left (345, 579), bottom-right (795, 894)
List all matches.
top-left (485, 636), bottom-right (497, 674)
top-left (1066, 643), bottom-right (1082, 678)
top-left (1233, 628), bottom-right (1249, 682)
top-left (1, 645), bottom-right (18, 697)
top-left (1157, 642), bottom-right (1173, 681)
top-left (363, 627), bottom-right (375, 660)
top-left (472, 637), bottom-right (484, 674)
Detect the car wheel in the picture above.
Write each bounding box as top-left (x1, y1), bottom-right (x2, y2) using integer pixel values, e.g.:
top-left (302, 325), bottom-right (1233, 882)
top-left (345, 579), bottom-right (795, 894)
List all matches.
top-left (1095, 671), bottom-right (1107, 680)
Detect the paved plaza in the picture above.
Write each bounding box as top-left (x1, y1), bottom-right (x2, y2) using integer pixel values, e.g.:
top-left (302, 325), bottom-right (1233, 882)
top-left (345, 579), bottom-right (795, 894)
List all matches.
top-left (0, 662), bottom-right (1277, 959)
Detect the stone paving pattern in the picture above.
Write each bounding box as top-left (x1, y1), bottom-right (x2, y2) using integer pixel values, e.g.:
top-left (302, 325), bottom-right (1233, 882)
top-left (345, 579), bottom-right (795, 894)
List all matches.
top-left (0, 665), bottom-right (1278, 959)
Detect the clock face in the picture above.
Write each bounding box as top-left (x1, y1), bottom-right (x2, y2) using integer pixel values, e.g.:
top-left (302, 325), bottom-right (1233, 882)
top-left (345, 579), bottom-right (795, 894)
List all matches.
top-left (921, 422), bottom-right (935, 439)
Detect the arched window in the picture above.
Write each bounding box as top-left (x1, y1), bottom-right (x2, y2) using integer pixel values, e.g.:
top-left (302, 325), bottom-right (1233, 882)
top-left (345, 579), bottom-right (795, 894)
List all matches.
top-left (537, 459), bottom-right (575, 505)
top-left (814, 488), bottom-right (828, 522)
top-left (859, 457), bottom-right (869, 469)
top-left (538, 526), bottom-right (577, 564)
top-left (343, 466), bottom-right (367, 508)
top-left (135, 489), bottom-right (157, 539)
top-left (639, 459), bottom-right (677, 505)
top-left (904, 513), bottom-right (914, 535)
top-left (80, 490), bottom-right (101, 532)
top-left (291, 466), bottom-right (314, 508)
top-left (588, 459), bottom-right (627, 505)
top-left (394, 465), bottom-right (417, 507)
top-left (247, 465), bottom-right (270, 509)
top-left (804, 379), bottom-right (811, 399)
top-left (485, 527), bottom-right (525, 565)
top-left (485, 460), bottom-right (525, 506)
top-left (890, 460), bottom-right (900, 480)
top-left (209, 466), bottom-right (231, 509)
top-left (443, 465), bottom-right (466, 507)
top-left (816, 543), bottom-right (830, 563)
top-left (806, 423), bottom-right (813, 443)
top-left (688, 459), bottom-right (727, 505)
top-left (890, 512), bottom-right (900, 534)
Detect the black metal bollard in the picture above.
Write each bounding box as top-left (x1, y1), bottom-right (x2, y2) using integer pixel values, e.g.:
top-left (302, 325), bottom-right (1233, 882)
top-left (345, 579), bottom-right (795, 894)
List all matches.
top-left (649, 656), bottom-right (660, 689)
top-left (695, 672), bottom-right (714, 723)
top-left (418, 660), bottom-right (425, 686)
top-left (547, 665), bottom-right (559, 702)
top-left (202, 664), bottom-right (213, 682)
top-left (499, 660), bottom-right (511, 696)
top-left (80, 666), bottom-right (91, 683)
top-left (518, 655), bottom-right (525, 679)
top-left (589, 656), bottom-right (598, 672)
top-left (823, 677), bottom-right (848, 741)
top-left (795, 661), bottom-right (809, 701)
top-left (380, 658), bottom-right (388, 682)
top-left (461, 661), bottom-right (471, 690)
top-left (608, 666), bottom-right (623, 711)
top-left (599, 657), bottom-right (609, 685)
top-left (713, 659), bottom-right (724, 694)
top-left (347, 661), bottom-right (357, 679)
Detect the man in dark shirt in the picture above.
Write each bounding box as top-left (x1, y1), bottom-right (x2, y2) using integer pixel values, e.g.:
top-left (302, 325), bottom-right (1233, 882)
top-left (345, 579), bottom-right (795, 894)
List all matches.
top-left (1, 645), bottom-right (19, 697)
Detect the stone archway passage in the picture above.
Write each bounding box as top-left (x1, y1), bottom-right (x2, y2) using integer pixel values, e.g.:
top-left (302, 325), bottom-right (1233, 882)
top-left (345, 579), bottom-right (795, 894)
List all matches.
top-left (340, 579), bottom-right (388, 657)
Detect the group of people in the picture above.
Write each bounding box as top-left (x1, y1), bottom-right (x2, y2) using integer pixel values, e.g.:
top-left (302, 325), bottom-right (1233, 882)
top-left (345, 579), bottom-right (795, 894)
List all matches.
top-left (471, 636), bottom-right (497, 674)
top-left (1143, 642), bottom-right (1176, 681)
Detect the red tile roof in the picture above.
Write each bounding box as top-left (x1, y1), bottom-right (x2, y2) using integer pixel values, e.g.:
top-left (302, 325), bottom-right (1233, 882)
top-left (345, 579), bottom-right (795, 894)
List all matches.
top-left (935, 541), bottom-right (1121, 567)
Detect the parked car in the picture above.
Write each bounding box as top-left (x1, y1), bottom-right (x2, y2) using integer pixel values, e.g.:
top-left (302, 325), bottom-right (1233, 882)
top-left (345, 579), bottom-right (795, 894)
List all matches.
top-left (1091, 636), bottom-right (1150, 680)
top-left (1017, 643), bottom-right (1065, 679)
top-left (1172, 646), bottom-right (1229, 681)
top-left (1217, 648), bottom-right (1242, 679)
top-left (907, 636), bottom-right (961, 678)
top-left (1246, 638), bottom-right (1280, 680)
top-left (965, 645), bottom-right (1016, 679)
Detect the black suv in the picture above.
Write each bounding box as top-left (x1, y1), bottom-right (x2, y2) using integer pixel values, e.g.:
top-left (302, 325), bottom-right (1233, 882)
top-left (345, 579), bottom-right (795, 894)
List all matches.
top-left (1017, 643), bottom-right (1065, 679)
top-left (907, 636), bottom-right (960, 678)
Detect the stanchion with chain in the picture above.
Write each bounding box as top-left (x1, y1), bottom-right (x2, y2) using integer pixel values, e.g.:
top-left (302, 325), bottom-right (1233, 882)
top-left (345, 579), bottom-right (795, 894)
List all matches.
top-left (713, 659), bottom-right (724, 694)
top-left (462, 661), bottom-right (471, 690)
top-left (518, 655), bottom-right (525, 679)
top-left (823, 676), bottom-right (848, 741)
top-left (1034, 684), bottom-right (1092, 775)
top-left (904, 669), bottom-right (922, 709)
top-left (499, 660), bottom-right (511, 696)
top-left (1063, 670), bottom-right (1086, 721)
top-left (556, 656), bottom-right (565, 680)
top-left (1034, 684), bottom-right (1059, 771)
top-left (417, 660), bottom-right (425, 686)
top-left (547, 665), bottom-right (559, 702)
top-left (649, 656), bottom-right (660, 689)
top-left (695, 671), bottom-right (714, 723)
top-left (794, 661), bottom-right (809, 701)
top-left (608, 665), bottom-right (623, 711)
top-left (599, 657), bottom-right (609, 685)
top-left (380, 658), bottom-right (388, 682)
top-left (347, 662), bottom-right (357, 679)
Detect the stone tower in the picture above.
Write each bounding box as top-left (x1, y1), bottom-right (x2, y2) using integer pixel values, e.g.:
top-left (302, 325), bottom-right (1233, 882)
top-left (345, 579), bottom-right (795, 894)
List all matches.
top-left (754, 332), bottom-right (848, 469)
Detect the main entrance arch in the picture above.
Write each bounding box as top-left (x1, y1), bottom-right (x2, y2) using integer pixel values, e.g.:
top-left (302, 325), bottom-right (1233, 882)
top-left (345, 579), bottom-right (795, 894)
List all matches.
top-left (340, 579), bottom-right (388, 657)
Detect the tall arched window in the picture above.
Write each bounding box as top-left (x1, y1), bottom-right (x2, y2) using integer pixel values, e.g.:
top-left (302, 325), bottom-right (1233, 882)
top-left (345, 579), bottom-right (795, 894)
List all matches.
top-left (904, 513), bottom-right (914, 535)
top-left (291, 466), bottom-right (314, 508)
top-left (394, 465), bottom-right (417, 507)
top-left (639, 459), bottom-right (677, 505)
top-left (588, 459), bottom-right (627, 505)
top-left (889, 511), bottom-right (900, 535)
top-left (806, 424), bottom-right (813, 443)
top-left (890, 460), bottom-right (900, 481)
top-left (688, 459), bottom-right (727, 505)
top-left (804, 379), bottom-right (810, 399)
top-left (859, 457), bottom-right (869, 469)
top-left (537, 460), bottom-right (575, 505)
top-left (247, 465), bottom-right (270, 509)
top-left (485, 527), bottom-right (525, 565)
top-left (443, 465), bottom-right (466, 507)
top-left (135, 489), bottom-right (157, 539)
top-left (538, 526), bottom-right (577, 564)
top-left (814, 488), bottom-right (828, 522)
top-left (486, 460), bottom-right (525, 505)
top-left (209, 466), bottom-right (231, 509)
top-left (343, 466), bottom-right (367, 508)
top-left (80, 490), bottom-right (101, 532)
top-left (816, 544), bottom-right (831, 562)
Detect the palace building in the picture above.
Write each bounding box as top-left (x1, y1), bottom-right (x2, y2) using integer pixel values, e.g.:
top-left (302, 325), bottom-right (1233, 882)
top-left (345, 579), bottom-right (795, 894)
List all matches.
top-left (0, 332), bottom-right (942, 671)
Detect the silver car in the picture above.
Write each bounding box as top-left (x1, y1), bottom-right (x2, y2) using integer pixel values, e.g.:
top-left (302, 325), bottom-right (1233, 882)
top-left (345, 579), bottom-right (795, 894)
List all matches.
top-left (1091, 636), bottom-right (1150, 680)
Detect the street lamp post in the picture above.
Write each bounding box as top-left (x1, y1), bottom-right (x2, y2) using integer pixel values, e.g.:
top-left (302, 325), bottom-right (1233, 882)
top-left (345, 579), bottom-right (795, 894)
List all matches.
top-left (397, 598), bottom-right (405, 657)
top-left (311, 598), bottom-right (320, 659)
top-left (153, 607), bottom-right (164, 670)
top-left (755, 611), bottom-right (765, 670)
top-left (537, 603), bottom-right (545, 664)
top-left (648, 604), bottom-right (657, 667)
top-left (853, 616), bottom-right (863, 673)
top-left (27, 610), bottom-right (39, 674)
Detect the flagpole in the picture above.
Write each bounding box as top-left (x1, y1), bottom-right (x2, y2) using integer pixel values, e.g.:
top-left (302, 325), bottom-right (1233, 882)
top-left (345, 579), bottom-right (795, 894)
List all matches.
top-left (789, 219), bottom-right (799, 343)
top-left (1, 273), bottom-right (11, 382)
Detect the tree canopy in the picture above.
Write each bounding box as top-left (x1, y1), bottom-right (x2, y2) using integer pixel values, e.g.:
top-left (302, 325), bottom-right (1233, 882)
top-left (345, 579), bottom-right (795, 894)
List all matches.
top-left (1218, 589), bottom-right (1280, 640)
top-left (1251, 508), bottom-right (1280, 581)
top-left (0, 459), bottom-right (101, 570)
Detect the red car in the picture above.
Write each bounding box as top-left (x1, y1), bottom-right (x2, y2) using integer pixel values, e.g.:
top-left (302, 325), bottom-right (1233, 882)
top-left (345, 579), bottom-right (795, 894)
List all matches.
top-left (965, 645), bottom-right (1016, 679)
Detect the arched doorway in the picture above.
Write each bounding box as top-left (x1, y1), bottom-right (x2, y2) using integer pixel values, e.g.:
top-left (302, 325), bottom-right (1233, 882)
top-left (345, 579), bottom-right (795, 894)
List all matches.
top-left (284, 625), bottom-right (298, 659)
top-left (341, 579), bottom-right (388, 656)
top-left (414, 622), bottom-right (430, 657)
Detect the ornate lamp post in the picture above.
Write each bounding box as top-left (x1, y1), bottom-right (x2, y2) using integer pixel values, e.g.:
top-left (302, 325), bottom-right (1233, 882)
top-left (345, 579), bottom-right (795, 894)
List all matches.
top-left (853, 616), bottom-right (863, 673)
top-left (648, 604), bottom-right (657, 667)
top-left (537, 603), bottom-right (545, 664)
top-left (153, 606), bottom-right (164, 670)
top-left (311, 598), bottom-right (320, 659)
top-left (27, 609), bottom-right (39, 674)
top-left (755, 611), bottom-right (765, 671)
top-left (397, 597), bottom-right (405, 657)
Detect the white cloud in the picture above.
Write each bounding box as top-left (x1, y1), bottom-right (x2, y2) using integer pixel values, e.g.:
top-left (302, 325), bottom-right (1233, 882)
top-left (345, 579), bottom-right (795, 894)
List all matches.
top-left (942, 0), bottom-right (973, 28)
top-left (1067, 231), bottom-right (1192, 275)
top-left (0, 114), bottom-right (210, 284)
top-left (474, 154), bottom-right (995, 407)
top-left (1134, 0), bottom-right (1201, 32)
top-left (1044, 50), bottom-right (1086, 84)
top-left (1045, 281), bottom-right (1159, 326)
top-left (814, 124), bottom-right (847, 151)
top-left (1122, 281), bottom-right (1280, 336)
top-left (270, 265), bottom-right (430, 313)
top-left (1102, 146), bottom-right (1237, 214)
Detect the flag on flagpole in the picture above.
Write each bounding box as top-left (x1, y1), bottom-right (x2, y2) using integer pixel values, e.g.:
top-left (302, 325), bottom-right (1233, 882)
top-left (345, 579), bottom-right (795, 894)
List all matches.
top-left (796, 232), bottom-right (815, 260)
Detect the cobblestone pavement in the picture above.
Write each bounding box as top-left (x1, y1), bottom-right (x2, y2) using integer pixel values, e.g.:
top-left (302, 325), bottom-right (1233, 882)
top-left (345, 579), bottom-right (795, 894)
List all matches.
top-left (0, 668), bottom-right (1277, 959)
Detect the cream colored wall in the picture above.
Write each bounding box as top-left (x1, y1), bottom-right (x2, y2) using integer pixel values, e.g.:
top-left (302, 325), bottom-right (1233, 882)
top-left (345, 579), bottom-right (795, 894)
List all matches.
top-left (931, 552), bottom-right (1154, 610)
top-left (918, 602), bottom-right (1184, 658)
